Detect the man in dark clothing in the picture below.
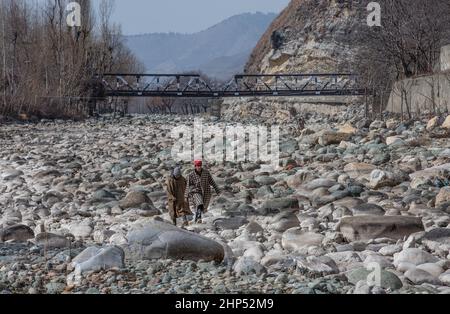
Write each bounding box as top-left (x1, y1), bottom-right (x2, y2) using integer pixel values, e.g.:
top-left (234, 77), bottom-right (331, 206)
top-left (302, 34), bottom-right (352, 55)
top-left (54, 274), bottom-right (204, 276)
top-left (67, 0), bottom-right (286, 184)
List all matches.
top-left (185, 160), bottom-right (220, 223)
top-left (165, 166), bottom-right (192, 227)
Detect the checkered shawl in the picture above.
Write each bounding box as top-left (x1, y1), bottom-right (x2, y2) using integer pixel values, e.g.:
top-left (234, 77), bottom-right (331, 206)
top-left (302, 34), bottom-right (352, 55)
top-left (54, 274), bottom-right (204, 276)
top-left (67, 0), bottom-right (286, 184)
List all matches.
top-left (185, 169), bottom-right (220, 212)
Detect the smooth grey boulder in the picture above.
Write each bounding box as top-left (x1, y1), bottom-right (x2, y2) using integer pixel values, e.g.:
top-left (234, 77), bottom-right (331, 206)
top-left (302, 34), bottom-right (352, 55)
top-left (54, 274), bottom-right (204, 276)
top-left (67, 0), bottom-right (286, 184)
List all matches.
top-left (125, 220), bottom-right (224, 262)
top-left (337, 215), bottom-right (424, 242)
top-left (404, 268), bottom-right (441, 285)
top-left (0, 225), bottom-right (34, 242)
top-left (72, 245), bottom-right (125, 274)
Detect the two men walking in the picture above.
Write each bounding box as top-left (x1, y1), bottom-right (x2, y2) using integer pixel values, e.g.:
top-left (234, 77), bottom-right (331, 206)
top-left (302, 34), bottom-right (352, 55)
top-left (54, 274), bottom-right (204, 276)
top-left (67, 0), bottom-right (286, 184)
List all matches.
top-left (165, 160), bottom-right (220, 226)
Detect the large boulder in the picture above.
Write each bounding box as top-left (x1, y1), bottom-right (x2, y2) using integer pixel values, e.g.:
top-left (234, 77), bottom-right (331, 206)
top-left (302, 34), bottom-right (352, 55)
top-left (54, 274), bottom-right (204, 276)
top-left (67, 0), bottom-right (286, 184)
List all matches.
top-left (0, 225), bottom-right (34, 242)
top-left (337, 216), bottom-right (424, 242)
top-left (125, 220), bottom-right (224, 262)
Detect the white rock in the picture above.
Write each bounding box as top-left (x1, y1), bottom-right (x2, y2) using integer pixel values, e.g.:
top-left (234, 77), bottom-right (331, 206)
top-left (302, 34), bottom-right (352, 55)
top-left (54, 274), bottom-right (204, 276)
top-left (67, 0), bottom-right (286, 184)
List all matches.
top-left (393, 248), bottom-right (439, 267)
top-left (416, 263), bottom-right (444, 277)
top-left (404, 268), bottom-right (441, 285)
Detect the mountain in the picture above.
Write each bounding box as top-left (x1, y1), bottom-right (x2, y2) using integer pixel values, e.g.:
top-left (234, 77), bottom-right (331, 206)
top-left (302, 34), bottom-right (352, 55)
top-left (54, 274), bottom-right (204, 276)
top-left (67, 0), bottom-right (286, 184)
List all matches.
top-left (245, 0), bottom-right (363, 74)
top-left (124, 12), bottom-right (277, 81)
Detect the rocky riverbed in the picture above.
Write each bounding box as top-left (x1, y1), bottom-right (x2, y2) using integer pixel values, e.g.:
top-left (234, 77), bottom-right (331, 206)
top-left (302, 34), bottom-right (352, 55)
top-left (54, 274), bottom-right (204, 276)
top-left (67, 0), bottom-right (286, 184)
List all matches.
top-left (1, 108), bottom-right (450, 294)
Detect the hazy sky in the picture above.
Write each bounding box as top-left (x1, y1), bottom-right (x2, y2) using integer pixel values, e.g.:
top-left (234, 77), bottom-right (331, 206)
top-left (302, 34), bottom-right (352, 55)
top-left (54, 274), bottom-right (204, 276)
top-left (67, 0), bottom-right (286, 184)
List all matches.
top-left (106, 0), bottom-right (290, 35)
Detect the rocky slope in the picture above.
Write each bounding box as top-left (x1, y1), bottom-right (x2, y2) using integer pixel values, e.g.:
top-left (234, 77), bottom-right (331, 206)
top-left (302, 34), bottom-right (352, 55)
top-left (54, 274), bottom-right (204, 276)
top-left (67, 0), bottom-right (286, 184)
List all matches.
top-left (245, 0), bottom-right (363, 75)
top-left (1, 109), bottom-right (450, 294)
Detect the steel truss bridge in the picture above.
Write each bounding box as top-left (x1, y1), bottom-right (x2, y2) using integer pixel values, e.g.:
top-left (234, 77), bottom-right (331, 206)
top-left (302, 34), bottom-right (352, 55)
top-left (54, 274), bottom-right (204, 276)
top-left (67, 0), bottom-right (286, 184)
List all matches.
top-left (96, 73), bottom-right (367, 98)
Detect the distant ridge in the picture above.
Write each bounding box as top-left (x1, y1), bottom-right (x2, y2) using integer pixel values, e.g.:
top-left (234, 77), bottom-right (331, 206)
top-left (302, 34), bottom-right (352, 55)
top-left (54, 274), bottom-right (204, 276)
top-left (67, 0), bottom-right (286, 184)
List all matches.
top-left (124, 12), bottom-right (277, 80)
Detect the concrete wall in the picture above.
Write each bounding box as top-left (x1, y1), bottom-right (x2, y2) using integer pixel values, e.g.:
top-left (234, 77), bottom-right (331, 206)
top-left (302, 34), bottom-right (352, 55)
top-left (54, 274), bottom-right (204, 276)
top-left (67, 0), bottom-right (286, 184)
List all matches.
top-left (386, 74), bottom-right (450, 114)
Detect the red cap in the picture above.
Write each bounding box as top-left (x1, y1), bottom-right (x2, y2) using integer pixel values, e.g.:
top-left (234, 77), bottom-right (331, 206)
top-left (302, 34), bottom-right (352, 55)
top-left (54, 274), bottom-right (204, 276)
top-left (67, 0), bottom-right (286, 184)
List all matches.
top-left (194, 160), bottom-right (203, 167)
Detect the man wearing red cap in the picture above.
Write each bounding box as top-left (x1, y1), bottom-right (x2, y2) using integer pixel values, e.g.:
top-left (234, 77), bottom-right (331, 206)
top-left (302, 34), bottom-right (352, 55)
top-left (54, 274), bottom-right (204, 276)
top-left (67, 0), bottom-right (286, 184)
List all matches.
top-left (185, 160), bottom-right (221, 223)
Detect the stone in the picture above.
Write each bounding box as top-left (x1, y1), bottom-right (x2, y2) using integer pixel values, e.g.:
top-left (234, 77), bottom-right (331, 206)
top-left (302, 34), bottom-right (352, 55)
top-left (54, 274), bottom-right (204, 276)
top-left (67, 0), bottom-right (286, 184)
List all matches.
top-left (346, 267), bottom-right (403, 290)
top-left (317, 130), bottom-right (352, 146)
top-left (281, 229), bottom-right (324, 252)
top-left (125, 220), bottom-right (224, 262)
top-left (70, 224), bottom-right (93, 239)
top-left (442, 115), bottom-right (450, 129)
top-left (72, 245), bottom-right (125, 274)
top-left (0, 225), bottom-right (34, 242)
top-left (338, 123), bottom-right (357, 135)
top-left (351, 203), bottom-right (385, 216)
top-left (410, 163), bottom-right (450, 180)
top-left (368, 170), bottom-right (399, 189)
top-left (296, 255), bottom-right (339, 276)
top-left (120, 191), bottom-right (152, 209)
top-left (386, 136), bottom-right (406, 146)
top-left (338, 216), bottom-right (424, 242)
top-left (270, 211), bottom-right (300, 233)
top-left (397, 262), bottom-right (417, 273)
top-left (344, 163), bottom-right (377, 180)
top-left (363, 254), bottom-right (393, 269)
top-left (45, 283), bottom-right (66, 294)
top-left (435, 187), bottom-right (450, 208)
top-left (35, 233), bottom-right (71, 249)
top-left (233, 257), bottom-right (267, 276)
top-left (439, 270), bottom-right (450, 285)
top-left (416, 263), bottom-right (444, 277)
top-left (245, 221), bottom-right (264, 234)
top-left (259, 197), bottom-right (299, 215)
top-left (404, 268), bottom-right (441, 285)
top-left (393, 248), bottom-right (439, 267)
top-left (379, 244), bottom-right (402, 256)
top-left (325, 251), bottom-right (363, 272)
top-left (305, 178), bottom-right (336, 190)
top-left (1, 169), bottom-right (23, 181)
top-left (426, 116), bottom-right (440, 131)
top-left (285, 170), bottom-right (313, 189)
top-left (422, 228), bottom-right (450, 245)
top-left (213, 217), bottom-right (248, 230)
